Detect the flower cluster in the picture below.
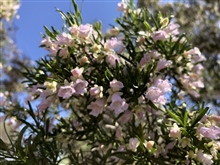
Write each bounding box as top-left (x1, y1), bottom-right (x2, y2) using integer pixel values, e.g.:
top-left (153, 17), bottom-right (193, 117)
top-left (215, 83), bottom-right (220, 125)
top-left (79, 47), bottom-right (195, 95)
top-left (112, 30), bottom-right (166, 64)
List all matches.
top-left (1, 0), bottom-right (219, 165)
top-left (0, 0), bottom-right (20, 21)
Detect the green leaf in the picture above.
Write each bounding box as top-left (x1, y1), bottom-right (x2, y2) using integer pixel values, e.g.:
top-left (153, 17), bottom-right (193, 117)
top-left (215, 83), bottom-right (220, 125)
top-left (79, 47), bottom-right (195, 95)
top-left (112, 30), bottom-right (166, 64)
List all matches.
top-left (71, 0), bottom-right (82, 24)
top-left (166, 108), bottom-right (184, 126)
top-left (143, 21), bottom-right (153, 32)
top-left (43, 26), bottom-right (56, 39)
top-left (183, 110), bottom-right (188, 128)
top-left (191, 103), bottom-right (209, 127)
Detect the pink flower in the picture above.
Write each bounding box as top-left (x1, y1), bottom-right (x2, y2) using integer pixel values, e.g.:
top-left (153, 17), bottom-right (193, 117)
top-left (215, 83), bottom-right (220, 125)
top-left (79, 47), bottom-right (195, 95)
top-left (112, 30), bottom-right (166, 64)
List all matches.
top-left (89, 85), bottom-right (103, 98)
top-left (145, 78), bottom-right (172, 105)
top-left (128, 138), bottom-right (140, 152)
top-left (87, 99), bottom-right (105, 117)
top-left (110, 79), bottom-right (124, 92)
top-left (106, 54), bottom-right (121, 68)
top-left (154, 79), bottom-right (172, 93)
top-left (38, 96), bottom-right (54, 111)
top-left (164, 22), bottom-right (180, 36)
top-left (148, 50), bottom-right (161, 59)
top-left (72, 79), bottom-right (88, 95)
top-left (68, 25), bottom-right (78, 35)
top-left (71, 67), bottom-right (84, 78)
top-left (156, 59), bottom-right (172, 71)
top-left (169, 123), bottom-right (181, 138)
top-left (118, 110), bottom-right (133, 124)
top-left (105, 38), bottom-right (122, 50)
top-left (152, 30), bottom-right (167, 42)
top-left (193, 54), bottom-right (206, 63)
top-left (58, 85), bottom-right (75, 99)
top-left (139, 50), bottom-right (161, 67)
top-left (191, 79), bottom-right (204, 88)
top-left (145, 87), bottom-right (162, 100)
top-left (210, 115), bottom-right (220, 123)
top-left (55, 32), bottom-right (72, 45)
top-left (58, 48), bottom-right (69, 58)
top-left (117, 0), bottom-right (127, 12)
top-left (145, 87), bottom-right (167, 105)
top-left (40, 36), bottom-right (52, 47)
top-left (109, 93), bottom-right (128, 115)
top-left (192, 64), bottom-right (204, 73)
top-left (77, 24), bottom-right (93, 38)
top-left (197, 150), bottom-right (213, 165)
top-left (199, 126), bottom-right (220, 140)
top-left (187, 47), bottom-right (201, 56)
top-left (139, 54), bottom-right (151, 67)
top-left (48, 44), bottom-right (59, 56)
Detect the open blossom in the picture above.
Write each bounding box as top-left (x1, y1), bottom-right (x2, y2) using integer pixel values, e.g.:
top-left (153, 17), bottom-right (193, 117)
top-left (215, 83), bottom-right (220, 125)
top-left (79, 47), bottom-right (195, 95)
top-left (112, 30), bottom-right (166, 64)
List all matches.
top-left (106, 54), bottom-right (121, 68)
top-left (89, 85), bottom-right (103, 98)
top-left (55, 32), bottom-right (72, 45)
top-left (105, 38), bottom-right (122, 50)
top-left (154, 79), bottom-right (172, 93)
top-left (192, 64), bottom-right (204, 73)
top-left (71, 67), bottom-right (84, 79)
top-left (199, 126), bottom-right (220, 140)
top-left (197, 150), bottom-right (213, 165)
top-left (87, 99), bottom-right (105, 117)
top-left (110, 79), bottom-right (124, 92)
top-left (156, 59), bottom-right (173, 71)
top-left (191, 79), bottom-right (204, 88)
top-left (68, 25), bottom-right (78, 35)
top-left (77, 24), bottom-right (93, 38)
top-left (128, 138), bottom-right (140, 152)
top-left (109, 93), bottom-right (128, 115)
top-left (164, 22), bottom-right (180, 36)
top-left (40, 36), bottom-right (53, 47)
top-left (117, 0), bottom-right (127, 12)
top-left (152, 30), bottom-right (167, 42)
top-left (186, 47), bottom-right (206, 63)
top-left (187, 47), bottom-right (201, 56)
top-left (145, 87), bottom-right (162, 100)
top-left (139, 50), bottom-right (161, 67)
top-left (144, 140), bottom-right (155, 152)
top-left (58, 85), bottom-right (75, 99)
top-left (58, 48), bottom-right (69, 58)
top-left (72, 79), bottom-right (88, 95)
top-left (145, 87), bottom-right (166, 105)
top-left (145, 79), bottom-right (171, 104)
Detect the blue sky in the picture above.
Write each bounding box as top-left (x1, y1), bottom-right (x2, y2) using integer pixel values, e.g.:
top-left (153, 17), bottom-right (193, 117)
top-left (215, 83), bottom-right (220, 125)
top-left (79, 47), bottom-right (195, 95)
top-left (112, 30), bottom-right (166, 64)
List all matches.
top-left (15, 0), bottom-right (136, 61)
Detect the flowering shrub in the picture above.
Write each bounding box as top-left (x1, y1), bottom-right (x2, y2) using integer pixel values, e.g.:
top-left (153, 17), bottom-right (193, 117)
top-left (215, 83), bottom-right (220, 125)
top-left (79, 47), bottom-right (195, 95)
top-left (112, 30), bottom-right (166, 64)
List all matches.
top-left (1, 0), bottom-right (220, 164)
